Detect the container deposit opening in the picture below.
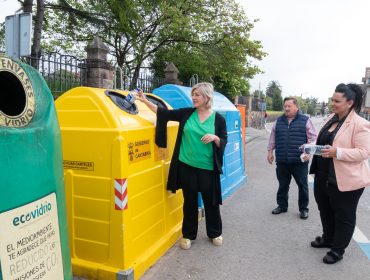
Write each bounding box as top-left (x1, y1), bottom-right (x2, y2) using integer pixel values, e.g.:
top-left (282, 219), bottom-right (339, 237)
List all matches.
top-left (0, 71), bottom-right (26, 116)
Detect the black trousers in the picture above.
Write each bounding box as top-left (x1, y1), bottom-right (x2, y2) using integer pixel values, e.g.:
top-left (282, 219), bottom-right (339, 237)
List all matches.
top-left (314, 178), bottom-right (364, 255)
top-left (276, 163), bottom-right (309, 212)
top-left (178, 161), bottom-right (222, 240)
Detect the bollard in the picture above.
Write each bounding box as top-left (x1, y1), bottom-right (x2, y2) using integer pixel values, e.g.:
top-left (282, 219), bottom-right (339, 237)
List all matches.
top-left (0, 56), bottom-right (72, 280)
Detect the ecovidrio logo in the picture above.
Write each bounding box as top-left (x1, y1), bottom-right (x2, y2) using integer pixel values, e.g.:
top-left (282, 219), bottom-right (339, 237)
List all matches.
top-left (12, 201), bottom-right (52, 226)
top-left (0, 56), bottom-right (36, 127)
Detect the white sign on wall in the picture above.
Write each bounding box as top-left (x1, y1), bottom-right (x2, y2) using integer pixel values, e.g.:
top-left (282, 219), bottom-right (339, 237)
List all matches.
top-left (0, 193), bottom-right (64, 280)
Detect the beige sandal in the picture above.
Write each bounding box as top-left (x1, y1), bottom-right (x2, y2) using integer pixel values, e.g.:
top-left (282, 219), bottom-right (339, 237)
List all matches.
top-left (180, 238), bottom-right (191, 250)
top-left (212, 236), bottom-right (223, 246)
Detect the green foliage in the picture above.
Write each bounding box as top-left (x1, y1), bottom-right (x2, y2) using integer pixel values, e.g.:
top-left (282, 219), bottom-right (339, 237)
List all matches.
top-left (305, 97), bottom-right (318, 115)
top-left (319, 101), bottom-right (326, 115)
top-left (263, 80), bottom-right (323, 115)
top-left (44, 69), bottom-right (82, 99)
top-left (265, 80), bottom-right (280, 98)
top-left (266, 110), bottom-right (283, 116)
top-left (289, 95), bottom-right (319, 115)
top-left (150, 0), bottom-right (265, 98)
top-left (266, 81), bottom-right (283, 111)
top-left (265, 96), bottom-right (272, 110)
top-left (272, 92), bottom-right (283, 111)
top-left (41, 0), bottom-right (265, 97)
top-left (253, 89), bottom-right (264, 98)
top-left (0, 22), bottom-right (4, 52)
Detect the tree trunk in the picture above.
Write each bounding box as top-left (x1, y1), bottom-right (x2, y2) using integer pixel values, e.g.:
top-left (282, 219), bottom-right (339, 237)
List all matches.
top-left (30, 0), bottom-right (45, 68)
top-left (130, 61), bottom-right (143, 90)
top-left (23, 0), bottom-right (33, 13)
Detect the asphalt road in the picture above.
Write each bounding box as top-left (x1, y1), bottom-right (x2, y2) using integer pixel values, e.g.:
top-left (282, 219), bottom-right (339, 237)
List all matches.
top-left (141, 116), bottom-right (370, 280)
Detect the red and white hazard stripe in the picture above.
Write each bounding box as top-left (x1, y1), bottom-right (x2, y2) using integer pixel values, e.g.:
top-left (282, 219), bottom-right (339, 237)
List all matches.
top-left (114, 179), bottom-right (128, 210)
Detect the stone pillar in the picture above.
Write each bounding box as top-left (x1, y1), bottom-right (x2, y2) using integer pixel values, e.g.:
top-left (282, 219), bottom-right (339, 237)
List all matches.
top-left (164, 62), bottom-right (183, 85)
top-left (81, 36), bottom-right (114, 88)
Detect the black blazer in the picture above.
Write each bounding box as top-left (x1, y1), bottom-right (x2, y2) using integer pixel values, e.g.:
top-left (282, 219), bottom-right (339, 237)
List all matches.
top-left (155, 107), bottom-right (227, 205)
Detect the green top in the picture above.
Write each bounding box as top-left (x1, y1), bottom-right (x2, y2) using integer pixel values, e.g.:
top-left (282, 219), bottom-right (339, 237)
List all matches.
top-left (179, 111), bottom-right (216, 170)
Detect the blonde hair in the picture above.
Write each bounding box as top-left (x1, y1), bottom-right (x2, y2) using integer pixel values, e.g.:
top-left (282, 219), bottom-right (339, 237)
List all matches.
top-left (191, 82), bottom-right (214, 109)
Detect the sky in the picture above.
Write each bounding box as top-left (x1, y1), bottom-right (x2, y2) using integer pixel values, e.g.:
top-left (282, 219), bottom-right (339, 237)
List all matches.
top-left (0, 0), bottom-right (21, 22)
top-left (237, 0), bottom-right (370, 101)
top-left (1, 0), bottom-right (370, 102)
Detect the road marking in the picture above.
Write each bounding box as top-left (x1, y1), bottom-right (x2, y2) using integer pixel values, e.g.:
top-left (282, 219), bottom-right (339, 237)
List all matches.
top-left (353, 227), bottom-right (370, 259)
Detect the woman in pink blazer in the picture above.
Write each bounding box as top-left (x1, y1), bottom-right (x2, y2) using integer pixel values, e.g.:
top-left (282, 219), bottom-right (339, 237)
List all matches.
top-left (309, 83), bottom-right (370, 264)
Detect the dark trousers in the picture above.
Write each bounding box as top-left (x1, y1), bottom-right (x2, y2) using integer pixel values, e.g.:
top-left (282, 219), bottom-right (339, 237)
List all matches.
top-left (178, 161), bottom-right (222, 240)
top-left (276, 163), bottom-right (309, 212)
top-left (314, 179), bottom-right (364, 255)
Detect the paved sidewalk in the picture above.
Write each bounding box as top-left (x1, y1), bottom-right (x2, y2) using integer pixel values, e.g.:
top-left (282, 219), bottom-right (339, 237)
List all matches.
top-left (245, 126), bottom-right (269, 143)
top-left (141, 120), bottom-right (370, 280)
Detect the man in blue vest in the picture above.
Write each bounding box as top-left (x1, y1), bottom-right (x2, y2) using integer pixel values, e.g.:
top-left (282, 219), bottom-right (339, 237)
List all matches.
top-left (267, 97), bottom-right (317, 219)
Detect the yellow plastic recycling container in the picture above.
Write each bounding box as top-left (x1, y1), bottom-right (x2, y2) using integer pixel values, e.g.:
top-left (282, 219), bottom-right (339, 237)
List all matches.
top-left (55, 87), bottom-right (183, 280)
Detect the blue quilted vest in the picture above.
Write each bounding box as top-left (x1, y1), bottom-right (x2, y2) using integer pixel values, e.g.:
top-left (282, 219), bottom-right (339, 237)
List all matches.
top-left (275, 113), bottom-right (308, 164)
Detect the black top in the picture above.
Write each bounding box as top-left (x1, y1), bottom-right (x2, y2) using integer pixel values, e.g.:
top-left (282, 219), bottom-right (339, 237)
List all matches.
top-left (315, 128), bottom-right (337, 184)
top-left (309, 114), bottom-right (347, 185)
top-left (155, 107), bottom-right (227, 205)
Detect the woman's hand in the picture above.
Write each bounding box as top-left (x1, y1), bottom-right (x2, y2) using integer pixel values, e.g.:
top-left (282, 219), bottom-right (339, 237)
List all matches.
top-left (135, 89), bottom-right (146, 102)
top-left (201, 134), bottom-right (219, 145)
top-left (135, 89), bottom-right (158, 113)
top-left (321, 145), bottom-right (337, 158)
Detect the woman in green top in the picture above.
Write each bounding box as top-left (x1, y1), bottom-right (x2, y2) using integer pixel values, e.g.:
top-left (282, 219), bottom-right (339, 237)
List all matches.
top-left (137, 82), bottom-right (227, 250)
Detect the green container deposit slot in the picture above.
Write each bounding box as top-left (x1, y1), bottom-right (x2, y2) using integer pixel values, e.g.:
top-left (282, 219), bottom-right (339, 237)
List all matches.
top-left (0, 57), bottom-right (72, 280)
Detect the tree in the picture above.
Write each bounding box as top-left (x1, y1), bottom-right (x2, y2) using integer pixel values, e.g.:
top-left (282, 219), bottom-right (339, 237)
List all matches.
top-left (150, 1), bottom-right (265, 98)
top-left (305, 96), bottom-right (318, 116)
top-left (41, 0), bottom-right (265, 93)
top-left (0, 22), bottom-right (4, 52)
top-left (266, 81), bottom-right (283, 111)
top-left (252, 89), bottom-right (264, 98)
top-left (320, 101), bottom-right (326, 115)
top-left (272, 91), bottom-right (283, 111)
top-left (42, 0), bottom-right (208, 85)
top-left (265, 80), bottom-right (280, 98)
top-left (265, 96), bottom-right (272, 110)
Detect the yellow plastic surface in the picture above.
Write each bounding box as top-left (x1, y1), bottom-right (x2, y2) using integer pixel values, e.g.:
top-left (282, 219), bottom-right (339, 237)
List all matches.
top-left (55, 87), bottom-right (183, 279)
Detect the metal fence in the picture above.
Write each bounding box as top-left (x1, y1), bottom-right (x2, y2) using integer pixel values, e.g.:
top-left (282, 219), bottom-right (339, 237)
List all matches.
top-left (1, 50), bottom-right (185, 96)
top-left (113, 65), bottom-right (165, 93)
top-left (20, 52), bottom-right (87, 98)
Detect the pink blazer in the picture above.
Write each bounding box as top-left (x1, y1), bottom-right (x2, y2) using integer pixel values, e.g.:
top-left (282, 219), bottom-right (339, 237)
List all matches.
top-left (327, 111), bottom-right (370, 191)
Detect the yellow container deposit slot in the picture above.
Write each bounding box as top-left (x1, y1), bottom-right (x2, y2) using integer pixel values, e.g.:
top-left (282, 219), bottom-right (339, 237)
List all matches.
top-left (55, 87), bottom-right (183, 280)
